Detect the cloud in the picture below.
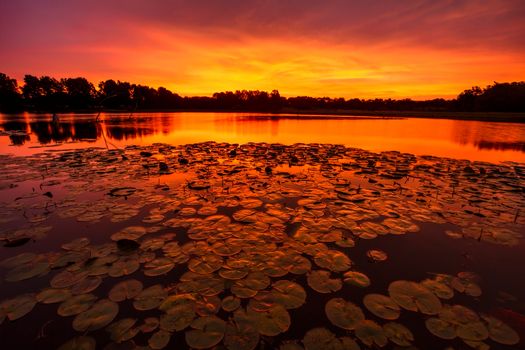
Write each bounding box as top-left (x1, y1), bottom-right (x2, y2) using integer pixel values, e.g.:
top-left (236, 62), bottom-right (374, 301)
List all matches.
top-left (0, 0), bottom-right (524, 98)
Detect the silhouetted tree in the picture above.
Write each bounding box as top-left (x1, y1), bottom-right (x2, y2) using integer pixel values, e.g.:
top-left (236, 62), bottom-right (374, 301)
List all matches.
top-left (0, 73), bottom-right (23, 111)
top-left (62, 77), bottom-right (95, 109)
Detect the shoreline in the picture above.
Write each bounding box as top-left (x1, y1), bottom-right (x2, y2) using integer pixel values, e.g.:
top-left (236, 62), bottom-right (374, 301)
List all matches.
top-left (1, 109), bottom-right (525, 123)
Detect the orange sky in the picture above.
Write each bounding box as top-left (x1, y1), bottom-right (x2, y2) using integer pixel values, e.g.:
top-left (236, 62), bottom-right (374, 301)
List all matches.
top-left (1, 0), bottom-right (524, 99)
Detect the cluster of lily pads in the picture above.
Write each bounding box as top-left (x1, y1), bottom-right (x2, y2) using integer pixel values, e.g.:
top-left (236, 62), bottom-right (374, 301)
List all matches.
top-left (0, 142), bottom-right (523, 349)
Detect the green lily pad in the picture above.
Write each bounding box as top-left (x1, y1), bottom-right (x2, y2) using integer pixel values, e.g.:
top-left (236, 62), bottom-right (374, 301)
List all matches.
top-left (421, 279), bottom-right (454, 299)
top-left (106, 318), bottom-right (138, 343)
top-left (111, 226), bottom-right (147, 241)
top-left (457, 321), bottom-right (489, 341)
top-left (355, 320), bottom-right (388, 347)
top-left (307, 270), bottom-right (342, 294)
top-left (57, 336), bottom-right (96, 350)
top-left (222, 296), bottom-right (241, 312)
top-left (325, 298), bottom-right (364, 330)
top-left (185, 316), bottom-right (226, 349)
top-left (388, 280), bottom-right (442, 315)
top-left (383, 322), bottom-right (414, 346)
top-left (73, 299), bottom-right (119, 332)
top-left (58, 294), bottom-right (97, 316)
top-left (133, 284), bottom-right (167, 311)
top-left (247, 305), bottom-right (291, 336)
top-left (71, 277), bottom-right (102, 295)
top-left (303, 327), bottom-right (360, 350)
top-left (139, 317), bottom-right (160, 333)
top-left (343, 271), bottom-right (370, 288)
top-left (149, 330), bottom-right (171, 349)
top-left (0, 293), bottom-right (37, 321)
top-left (109, 279), bottom-right (143, 302)
top-left (5, 258), bottom-right (49, 282)
top-left (363, 294), bottom-right (400, 320)
top-left (159, 294), bottom-right (196, 331)
top-left (37, 288), bottom-right (72, 304)
top-left (482, 315), bottom-right (520, 345)
top-left (366, 249), bottom-right (388, 262)
top-left (223, 308), bottom-right (260, 350)
top-left (313, 249), bottom-right (351, 272)
top-left (269, 280), bottom-right (307, 309)
top-left (425, 317), bottom-right (456, 339)
top-left (51, 270), bottom-right (88, 288)
top-left (144, 257), bottom-right (175, 276)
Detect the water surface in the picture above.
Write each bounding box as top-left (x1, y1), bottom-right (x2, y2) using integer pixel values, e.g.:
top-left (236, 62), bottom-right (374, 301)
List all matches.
top-left (1, 112), bottom-right (524, 162)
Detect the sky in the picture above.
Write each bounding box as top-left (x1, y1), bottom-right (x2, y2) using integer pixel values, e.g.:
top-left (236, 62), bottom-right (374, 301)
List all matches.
top-left (1, 0), bottom-right (524, 99)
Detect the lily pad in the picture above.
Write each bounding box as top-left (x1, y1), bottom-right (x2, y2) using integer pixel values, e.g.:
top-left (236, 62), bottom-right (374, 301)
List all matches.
top-left (355, 320), bottom-right (388, 347)
top-left (185, 316), bottom-right (226, 349)
top-left (73, 299), bottom-right (119, 332)
top-left (247, 305), bottom-right (291, 336)
top-left (388, 280), bottom-right (442, 315)
top-left (57, 336), bottom-right (96, 350)
top-left (58, 294), bottom-right (97, 316)
top-left (383, 322), bottom-right (414, 346)
top-left (313, 250), bottom-right (351, 272)
top-left (343, 271), bottom-right (370, 288)
top-left (363, 294), bottom-right (400, 320)
top-left (149, 330), bottom-right (171, 349)
top-left (0, 293), bottom-right (37, 321)
top-left (109, 279), bottom-right (143, 302)
top-left (133, 284), bottom-right (167, 311)
top-left (307, 270), bottom-right (342, 294)
top-left (325, 298), bottom-right (365, 330)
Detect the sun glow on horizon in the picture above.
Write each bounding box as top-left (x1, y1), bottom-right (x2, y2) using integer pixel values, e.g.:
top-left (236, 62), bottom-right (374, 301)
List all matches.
top-left (1, 1), bottom-right (524, 99)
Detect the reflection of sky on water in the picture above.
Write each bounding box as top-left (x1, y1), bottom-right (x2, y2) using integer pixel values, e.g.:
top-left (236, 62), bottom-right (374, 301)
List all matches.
top-left (0, 113), bottom-right (524, 163)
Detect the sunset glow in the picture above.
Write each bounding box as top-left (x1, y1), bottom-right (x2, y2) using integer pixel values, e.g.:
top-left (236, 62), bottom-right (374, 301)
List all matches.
top-left (1, 0), bottom-right (524, 98)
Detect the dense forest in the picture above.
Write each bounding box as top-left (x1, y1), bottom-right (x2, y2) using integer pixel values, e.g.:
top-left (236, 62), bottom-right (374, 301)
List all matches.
top-left (0, 73), bottom-right (524, 113)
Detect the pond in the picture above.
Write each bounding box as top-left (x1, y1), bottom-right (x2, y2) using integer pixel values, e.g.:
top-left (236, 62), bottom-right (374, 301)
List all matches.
top-left (1, 112), bottom-right (524, 162)
top-left (0, 114), bottom-right (524, 350)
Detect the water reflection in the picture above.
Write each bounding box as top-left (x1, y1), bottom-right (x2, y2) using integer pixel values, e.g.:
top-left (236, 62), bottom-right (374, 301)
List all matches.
top-left (0, 112), bottom-right (524, 163)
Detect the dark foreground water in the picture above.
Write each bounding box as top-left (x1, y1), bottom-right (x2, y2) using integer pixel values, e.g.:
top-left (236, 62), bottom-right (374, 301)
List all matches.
top-left (0, 140), bottom-right (523, 350)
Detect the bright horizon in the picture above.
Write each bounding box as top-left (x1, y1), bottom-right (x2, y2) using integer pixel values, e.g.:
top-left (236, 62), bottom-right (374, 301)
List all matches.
top-left (1, 0), bottom-right (524, 99)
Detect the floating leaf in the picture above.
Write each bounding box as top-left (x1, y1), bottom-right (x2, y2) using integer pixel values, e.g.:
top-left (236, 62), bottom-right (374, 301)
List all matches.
top-left (71, 277), bottom-right (102, 295)
top-left (222, 296), bottom-right (241, 312)
top-left (106, 318), bottom-right (138, 343)
top-left (247, 305), bottom-right (291, 336)
top-left (73, 299), bottom-right (119, 332)
top-left (366, 249), bottom-right (388, 262)
top-left (149, 330), bottom-right (171, 349)
top-left (425, 317), bottom-right (456, 339)
top-left (355, 320), bottom-right (388, 347)
top-left (313, 250), bottom-right (351, 272)
top-left (144, 257), bottom-right (175, 276)
top-left (482, 315), bottom-right (520, 345)
top-left (224, 309), bottom-right (259, 350)
top-left (363, 294), bottom-right (400, 320)
top-left (325, 298), bottom-right (364, 330)
top-left (343, 271), bottom-right (370, 288)
top-left (133, 284), bottom-right (167, 311)
top-left (0, 293), bottom-right (37, 321)
top-left (57, 336), bottom-right (96, 350)
top-left (159, 294), bottom-right (196, 332)
top-left (302, 327), bottom-right (360, 350)
top-left (307, 270), bottom-right (342, 294)
top-left (383, 322), bottom-right (414, 346)
top-left (388, 280), bottom-right (441, 315)
top-left (185, 316), bottom-right (226, 349)
top-left (109, 279), bottom-right (143, 302)
top-left (37, 288), bottom-right (72, 304)
top-left (58, 294), bottom-right (97, 316)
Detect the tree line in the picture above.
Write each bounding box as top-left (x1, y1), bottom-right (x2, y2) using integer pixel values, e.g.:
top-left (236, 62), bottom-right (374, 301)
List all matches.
top-left (0, 73), bottom-right (523, 113)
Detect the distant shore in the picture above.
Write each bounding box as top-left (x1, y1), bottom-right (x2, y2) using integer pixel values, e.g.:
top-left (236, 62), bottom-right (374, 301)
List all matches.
top-left (2, 109), bottom-right (525, 123)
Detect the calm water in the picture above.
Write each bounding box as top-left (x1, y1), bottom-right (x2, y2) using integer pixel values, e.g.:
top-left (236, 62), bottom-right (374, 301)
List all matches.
top-left (1, 112), bottom-right (524, 163)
